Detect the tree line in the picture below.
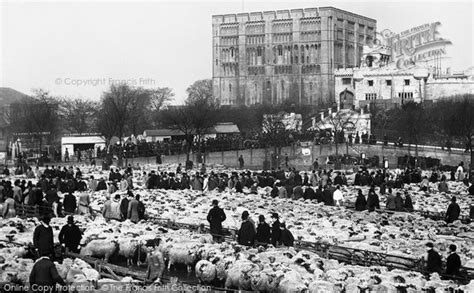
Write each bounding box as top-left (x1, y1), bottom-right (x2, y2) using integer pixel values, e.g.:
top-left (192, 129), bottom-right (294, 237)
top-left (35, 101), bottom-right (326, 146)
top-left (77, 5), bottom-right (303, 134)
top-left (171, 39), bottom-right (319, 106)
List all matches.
top-left (8, 80), bottom-right (473, 164)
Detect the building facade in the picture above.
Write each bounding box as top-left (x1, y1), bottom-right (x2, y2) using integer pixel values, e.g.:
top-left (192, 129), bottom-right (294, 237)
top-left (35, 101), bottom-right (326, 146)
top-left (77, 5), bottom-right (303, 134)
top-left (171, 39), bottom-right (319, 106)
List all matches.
top-left (335, 51), bottom-right (474, 110)
top-left (212, 7), bottom-right (376, 107)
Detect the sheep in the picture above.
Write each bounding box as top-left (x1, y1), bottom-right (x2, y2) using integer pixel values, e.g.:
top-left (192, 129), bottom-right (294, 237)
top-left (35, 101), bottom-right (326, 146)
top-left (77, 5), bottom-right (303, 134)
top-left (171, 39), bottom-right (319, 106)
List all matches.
top-left (117, 238), bottom-right (145, 266)
top-left (195, 260), bottom-right (217, 283)
top-left (80, 239), bottom-right (118, 262)
top-left (224, 260), bottom-right (258, 290)
top-left (215, 256), bottom-right (235, 281)
top-left (167, 243), bottom-right (199, 272)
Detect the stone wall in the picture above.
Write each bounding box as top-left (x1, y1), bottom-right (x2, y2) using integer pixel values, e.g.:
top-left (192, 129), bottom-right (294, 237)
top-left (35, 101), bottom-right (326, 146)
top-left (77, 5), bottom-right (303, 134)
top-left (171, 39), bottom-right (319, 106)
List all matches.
top-left (125, 143), bottom-right (470, 170)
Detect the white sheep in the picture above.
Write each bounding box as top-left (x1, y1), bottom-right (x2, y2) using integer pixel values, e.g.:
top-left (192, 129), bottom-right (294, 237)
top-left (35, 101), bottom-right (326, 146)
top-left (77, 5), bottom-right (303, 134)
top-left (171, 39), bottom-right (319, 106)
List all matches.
top-left (224, 260), bottom-right (257, 290)
top-left (118, 238), bottom-right (145, 266)
top-left (215, 256), bottom-right (235, 281)
top-left (276, 270), bottom-right (308, 293)
top-left (195, 260), bottom-right (217, 283)
top-left (80, 239), bottom-right (118, 262)
top-left (167, 243), bottom-right (199, 272)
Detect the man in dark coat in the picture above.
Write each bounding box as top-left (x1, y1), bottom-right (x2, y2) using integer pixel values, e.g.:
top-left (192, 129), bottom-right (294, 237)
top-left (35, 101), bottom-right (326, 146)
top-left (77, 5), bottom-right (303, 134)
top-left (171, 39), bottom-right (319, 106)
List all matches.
top-left (270, 213), bottom-right (281, 246)
top-left (237, 211), bottom-right (255, 246)
top-left (446, 244), bottom-right (461, 276)
top-left (445, 196), bottom-right (461, 223)
top-left (206, 200), bottom-right (226, 242)
top-left (394, 192), bottom-right (404, 211)
top-left (255, 215), bottom-right (270, 245)
top-left (323, 185), bottom-right (335, 206)
top-left (426, 242), bottom-right (443, 274)
top-left (33, 216), bottom-right (54, 257)
top-left (58, 216), bottom-right (82, 253)
top-left (120, 193), bottom-right (130, 220)
top-left (366, 188), bottom-right (380, 212)
top-left (303, 186), bottom-right (315, 200)
top-left (63, 192), bottom-right (77, 214)
top-left (278, 222), bottom-right (294, 247)
top-left (355, 189), bottom-right (367, 211)
top-left (29, 251), bottom-right (66, 293)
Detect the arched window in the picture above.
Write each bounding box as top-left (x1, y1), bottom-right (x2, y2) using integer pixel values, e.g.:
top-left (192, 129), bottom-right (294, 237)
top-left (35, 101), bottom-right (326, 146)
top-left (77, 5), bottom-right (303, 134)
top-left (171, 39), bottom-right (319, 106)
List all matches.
top-left (278, 45), bottom-right (283, 56)
top-left (229, 84), bottom-right (232, 93)
top-left (230, 47), bottom-right (234, 58)
top-left (257, 46), bottom-right (262, 57)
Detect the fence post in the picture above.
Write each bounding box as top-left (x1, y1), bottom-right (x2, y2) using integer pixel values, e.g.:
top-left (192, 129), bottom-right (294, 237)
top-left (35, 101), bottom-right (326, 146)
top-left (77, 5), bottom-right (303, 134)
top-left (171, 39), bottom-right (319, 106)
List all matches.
top-left (250, 148), bottom-right (253, 167)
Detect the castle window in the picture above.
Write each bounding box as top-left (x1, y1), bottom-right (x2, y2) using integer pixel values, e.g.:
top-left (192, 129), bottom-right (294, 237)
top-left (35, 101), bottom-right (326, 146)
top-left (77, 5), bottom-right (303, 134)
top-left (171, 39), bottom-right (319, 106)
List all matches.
top-left (368, 80), bottom-right (374, 86)
top-left (342, 78), bottom-right (351, 85)
top-left (229, 84), bottom-right (232, 93)
top-left (257, 46), bottom-right (262, 57)
top-left (404, 79), bottom-right (410, 86)
top-left (386, 80), bottom-right (392, 86)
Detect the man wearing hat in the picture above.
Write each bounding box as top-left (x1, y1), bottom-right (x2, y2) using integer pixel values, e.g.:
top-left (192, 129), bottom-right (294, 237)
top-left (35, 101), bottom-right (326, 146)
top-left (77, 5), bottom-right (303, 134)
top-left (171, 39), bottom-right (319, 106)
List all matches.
top-left (33, 216), bottom-right (54, 258)
top-left (58, 216), bottom-right (82, 254)
top-left (237, 211), bottom-right (256, 246)
top-left (446, 244), bottom-right (461, 276)
top-left (270, 213), bottom-right (281, 246)
top-left (425, 242), bottom-right (442, 274)
top-left (207, 200), bottom-right (226, 242)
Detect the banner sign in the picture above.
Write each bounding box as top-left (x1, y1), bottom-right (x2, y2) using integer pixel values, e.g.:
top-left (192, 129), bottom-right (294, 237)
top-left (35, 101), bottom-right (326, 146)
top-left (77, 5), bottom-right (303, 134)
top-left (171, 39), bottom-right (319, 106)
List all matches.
top-left (375, 22), bottom-right (452, 69)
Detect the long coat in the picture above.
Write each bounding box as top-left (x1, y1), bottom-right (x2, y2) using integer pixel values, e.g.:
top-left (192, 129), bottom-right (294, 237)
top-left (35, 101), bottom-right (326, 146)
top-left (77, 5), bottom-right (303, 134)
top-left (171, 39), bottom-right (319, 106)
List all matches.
top-left (127, 198), bottom-right (140, 223)
top-left (446, 202), bottom-right (460, 223)
top-left (426, 249), bottom-right (443, 274)
top-left (33, 224), bottom-right (54, 256)
top-left (237, 221), bottom-right (255, 246)
top-left (58, 224), bottom-right (82, 253)
top-left (271, 220), bottom-right (281, 246)
top-left (207, 206), bottom-right (226, 236)
top-left (446, 252), bottom-right (461, 275)
top-left (255, 222), bottom-right (271, 244)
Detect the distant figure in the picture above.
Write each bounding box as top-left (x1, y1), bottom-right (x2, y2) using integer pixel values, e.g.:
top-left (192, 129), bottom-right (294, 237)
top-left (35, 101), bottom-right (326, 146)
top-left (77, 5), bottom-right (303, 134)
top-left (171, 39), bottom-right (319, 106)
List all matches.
top-left (238, 155), bottom-right (244, 169)
top-left (270, 213), bottom-right (281, 246)
top-left (29, 251), bottom-right (66, 292)
top-left (446, 244), bottom-right (462, 276)
top-left (64, 148), bottom-right (69, 162)
top-left (438, 176), bottom-right (449, 193)
top-left (278, 222), bottom-right (294, 247)
top-left (354, 189), bottom-right (367, 211)
top-left (2, 193), bottom-right (16, 218)
top-left (333, 185), bottom-right (344, 207)
top-left (445, 196), bottom-right (460, 224)
top-left (255, 215), bottom-right (271, 245)
top-left (285, 154), bottom-right (289, 167)
top-left (207, 200), bottom-right (226, 242)
top-left (63, 192), bottom-right (77, 215)
top-left (456, 162), bottom-right (465, 182)
top-left (145, 241), bottom-right (165, 284)
top-left (425, 242), bottom-right (443, 274)
top-left (366, 189), bottom-right (380, 212)
top-left (127, 192), bottom-right (140, 223)
top-left (58, 216), bottom-right (82, 253)
top-left (238, 211), bottom-right (255, 246)
top-left (102, 194), bottom-right (122, 221)
top-left (404, 192), bottom-right (414, 212)
top-left (33, 216), bottom-right (54, 257)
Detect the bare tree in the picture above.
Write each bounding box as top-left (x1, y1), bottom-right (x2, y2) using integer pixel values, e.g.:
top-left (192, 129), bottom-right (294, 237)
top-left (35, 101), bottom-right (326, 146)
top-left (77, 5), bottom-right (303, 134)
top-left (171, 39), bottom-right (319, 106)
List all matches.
top-left (9, 89), bottom-right (60, 154)
top-left (322, 109), bottom-right (357, 167)
top-left (59, 98), bottom-right (99, 133)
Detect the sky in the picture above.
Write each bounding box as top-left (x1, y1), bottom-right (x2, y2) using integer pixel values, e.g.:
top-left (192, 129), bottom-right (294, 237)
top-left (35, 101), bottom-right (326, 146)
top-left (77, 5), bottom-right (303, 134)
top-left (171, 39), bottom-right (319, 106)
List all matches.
top-left (0, 0), bottom-right (472, 104)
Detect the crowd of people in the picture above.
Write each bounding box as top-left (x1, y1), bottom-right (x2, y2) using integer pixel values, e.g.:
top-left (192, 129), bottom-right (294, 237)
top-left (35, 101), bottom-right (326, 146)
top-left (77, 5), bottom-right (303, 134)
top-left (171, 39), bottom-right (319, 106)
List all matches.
top-left (0, 159), bottom-right (472, 290)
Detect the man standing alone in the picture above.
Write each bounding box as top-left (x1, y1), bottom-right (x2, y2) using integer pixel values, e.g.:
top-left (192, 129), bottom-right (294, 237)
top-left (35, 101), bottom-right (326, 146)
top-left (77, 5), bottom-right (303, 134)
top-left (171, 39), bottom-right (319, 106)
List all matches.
top-left (207, 200), bottom-right (226, 242)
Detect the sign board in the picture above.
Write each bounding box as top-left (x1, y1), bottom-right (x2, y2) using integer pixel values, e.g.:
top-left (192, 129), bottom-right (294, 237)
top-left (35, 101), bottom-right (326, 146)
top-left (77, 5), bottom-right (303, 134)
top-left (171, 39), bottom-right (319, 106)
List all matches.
top-left (374, 22), bottom-right (452, 69)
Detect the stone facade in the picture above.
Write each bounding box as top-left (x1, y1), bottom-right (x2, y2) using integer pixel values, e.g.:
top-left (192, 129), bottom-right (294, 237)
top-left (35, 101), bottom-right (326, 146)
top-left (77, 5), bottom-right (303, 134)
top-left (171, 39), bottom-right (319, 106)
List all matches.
top-left (335, 67), bottom-right (474, 109)
top-left (212, 7), bottom-right (376, 107)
